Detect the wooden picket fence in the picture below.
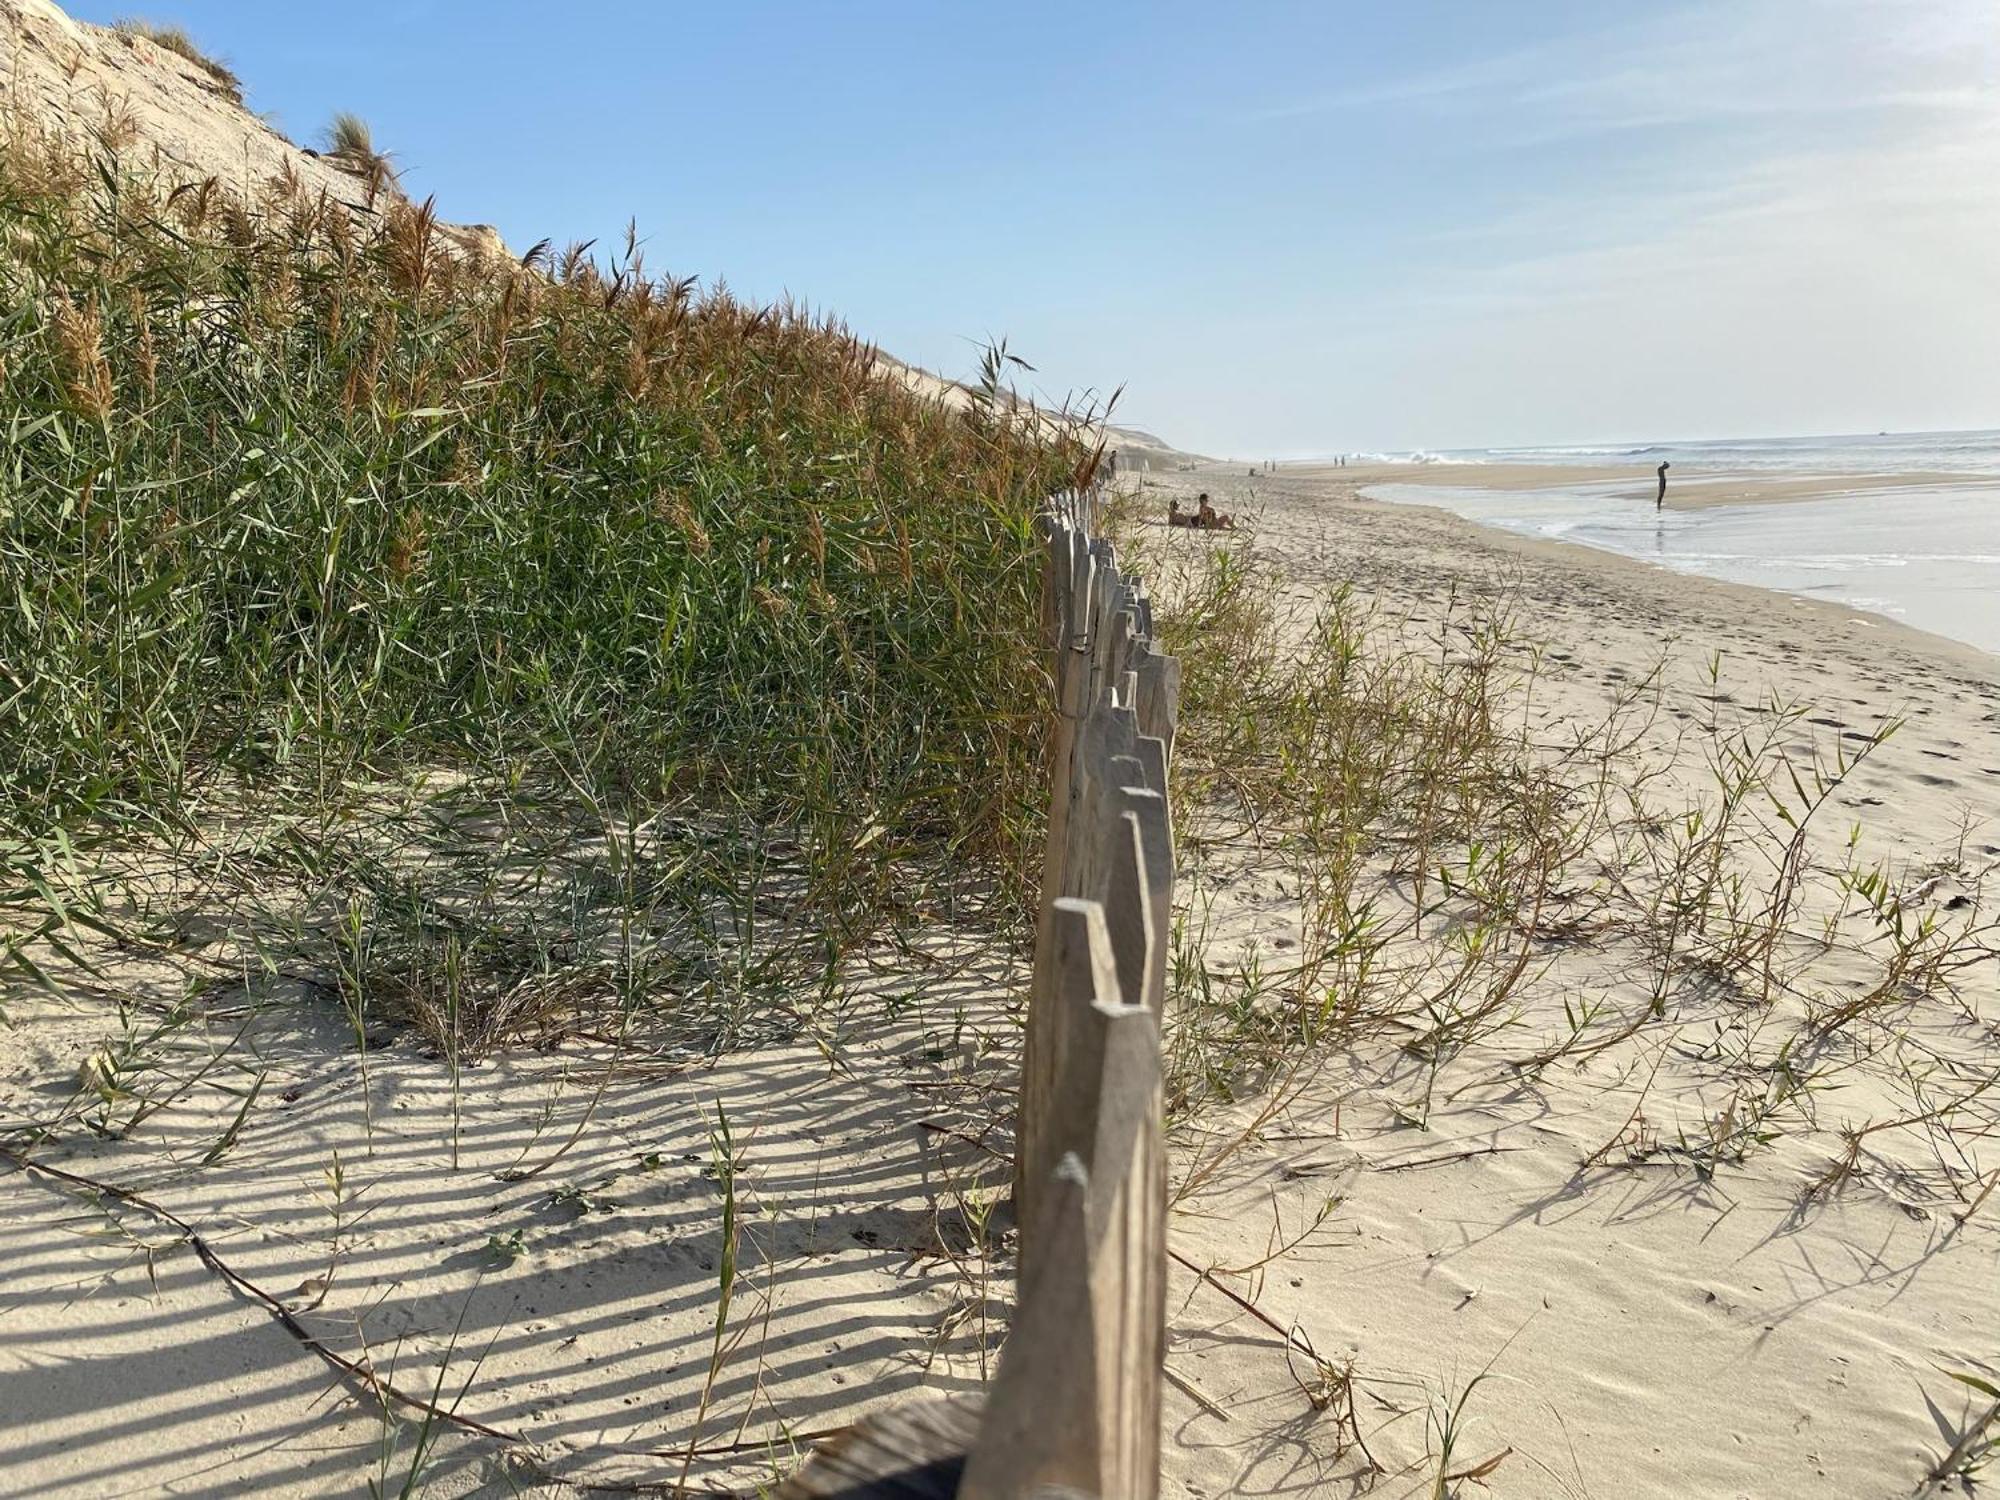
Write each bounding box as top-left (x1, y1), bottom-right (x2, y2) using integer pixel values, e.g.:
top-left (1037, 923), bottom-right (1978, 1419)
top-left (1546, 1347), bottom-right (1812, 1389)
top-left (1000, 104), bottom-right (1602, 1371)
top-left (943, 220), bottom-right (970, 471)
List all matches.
top-left (781, 490), bottom-right (1181, 1498)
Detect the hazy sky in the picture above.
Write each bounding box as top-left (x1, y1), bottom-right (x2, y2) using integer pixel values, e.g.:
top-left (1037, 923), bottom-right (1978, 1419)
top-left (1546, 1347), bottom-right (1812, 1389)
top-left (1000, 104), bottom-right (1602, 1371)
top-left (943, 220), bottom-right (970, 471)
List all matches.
top-left (72, 1), bottom-right (2000, 455)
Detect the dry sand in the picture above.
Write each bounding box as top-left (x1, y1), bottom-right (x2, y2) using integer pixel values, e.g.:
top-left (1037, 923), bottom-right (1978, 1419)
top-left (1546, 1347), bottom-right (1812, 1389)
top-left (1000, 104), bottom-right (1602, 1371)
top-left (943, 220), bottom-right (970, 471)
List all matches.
top-left (0, 0), bottom-right (507, 262)
top-left (1, 932), bottom-right (1021, 1496)
top-left (1137, 464), bottom-right (2000, 1499)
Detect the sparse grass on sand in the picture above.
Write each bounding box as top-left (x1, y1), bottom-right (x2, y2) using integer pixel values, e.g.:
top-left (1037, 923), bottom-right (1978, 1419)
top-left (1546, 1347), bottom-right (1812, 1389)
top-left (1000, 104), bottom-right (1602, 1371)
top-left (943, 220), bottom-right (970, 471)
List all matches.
top-left (111, 17), bottom-right (242, 103)
top-left (1122, 506), bottom-right (1992, 1150)
top-left (1112, 495), bottom-right (1998, 1489)
top-left (5, 83), bottom-right (1994, 1493)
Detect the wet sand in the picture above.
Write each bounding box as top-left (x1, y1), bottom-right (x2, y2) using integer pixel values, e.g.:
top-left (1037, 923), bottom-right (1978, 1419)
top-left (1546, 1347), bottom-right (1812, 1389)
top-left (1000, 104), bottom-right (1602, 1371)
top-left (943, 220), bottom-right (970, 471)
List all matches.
top-left (1279, 460), bottom-right (1986, 510)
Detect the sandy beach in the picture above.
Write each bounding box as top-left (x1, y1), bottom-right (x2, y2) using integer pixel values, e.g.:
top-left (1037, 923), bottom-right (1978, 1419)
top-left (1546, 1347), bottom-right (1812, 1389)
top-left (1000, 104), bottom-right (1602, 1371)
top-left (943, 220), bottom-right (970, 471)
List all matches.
top-left (1128, 462), bottom-right (2000, 1498)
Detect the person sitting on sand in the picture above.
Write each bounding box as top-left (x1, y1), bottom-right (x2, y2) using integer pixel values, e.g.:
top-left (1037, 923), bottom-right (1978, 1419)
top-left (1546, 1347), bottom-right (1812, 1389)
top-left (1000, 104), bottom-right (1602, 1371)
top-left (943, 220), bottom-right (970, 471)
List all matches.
top-left (1656, 460), bottom-right (1670, 511)
top-left (1168, 498), bottom-right (1186, 527)
top-left (1197, 493), bottom-right (1218, 529)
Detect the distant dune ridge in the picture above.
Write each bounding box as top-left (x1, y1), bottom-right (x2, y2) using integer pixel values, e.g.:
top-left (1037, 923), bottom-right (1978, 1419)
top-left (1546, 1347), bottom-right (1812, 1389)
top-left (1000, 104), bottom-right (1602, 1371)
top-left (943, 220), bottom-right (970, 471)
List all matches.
top-left (873, 345), bottom-right (1197, 466)
top-left (0, 0), bottom-right (1183, 461)
top-left (0, 0), bottom-right (507, 262)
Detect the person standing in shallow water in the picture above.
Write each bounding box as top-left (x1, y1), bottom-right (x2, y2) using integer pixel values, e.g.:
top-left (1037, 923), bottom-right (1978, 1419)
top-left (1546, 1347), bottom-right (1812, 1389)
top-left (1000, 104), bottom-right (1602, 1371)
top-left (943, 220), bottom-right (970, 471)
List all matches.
top-left (1656, 460), bottom-right (1670, 510)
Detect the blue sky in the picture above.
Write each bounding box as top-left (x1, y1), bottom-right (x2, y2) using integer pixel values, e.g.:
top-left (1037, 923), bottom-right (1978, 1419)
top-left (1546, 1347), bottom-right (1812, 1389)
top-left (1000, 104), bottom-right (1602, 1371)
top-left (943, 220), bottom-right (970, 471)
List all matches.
top-left (71, 1), bottom-right (2000, 455)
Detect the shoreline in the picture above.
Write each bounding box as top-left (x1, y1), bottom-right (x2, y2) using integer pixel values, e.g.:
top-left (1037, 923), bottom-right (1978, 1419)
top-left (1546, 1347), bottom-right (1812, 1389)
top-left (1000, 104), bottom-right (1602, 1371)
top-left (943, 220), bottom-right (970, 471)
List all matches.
top-left (1357, 478), bottom-right (2000, 677)
top-left (1329, 463), bottom-right (2000, 664)
top-left (1273, 459), bottom-right (1995, 510)
top-left (1144, 462), bottom-right (2000, 680)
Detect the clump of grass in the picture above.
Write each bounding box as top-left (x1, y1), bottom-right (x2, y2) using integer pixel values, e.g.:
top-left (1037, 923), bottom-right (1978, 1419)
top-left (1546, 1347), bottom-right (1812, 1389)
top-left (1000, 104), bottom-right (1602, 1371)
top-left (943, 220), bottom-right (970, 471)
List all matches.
top-left (112, 18), bottom-right (243, 104)
top-left (325, 111), bottom-right (387, 176)
top-left (1143, 530), bottom-right (1615, 1118)
top-left (326, 110), bottom-right (375, 160)
top-left (0, 114), bottom-right (1089, 1057)
top-left (1919, 1368), bottom-right (2000, 1495)
top-left (322, 111), bottom-right (397, 207)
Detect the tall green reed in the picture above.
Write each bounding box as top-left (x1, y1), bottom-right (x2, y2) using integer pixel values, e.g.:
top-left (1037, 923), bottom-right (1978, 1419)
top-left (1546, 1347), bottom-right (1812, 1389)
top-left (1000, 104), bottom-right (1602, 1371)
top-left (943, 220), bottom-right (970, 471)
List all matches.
top-left (0, 117), bottom-right (1088, 1039)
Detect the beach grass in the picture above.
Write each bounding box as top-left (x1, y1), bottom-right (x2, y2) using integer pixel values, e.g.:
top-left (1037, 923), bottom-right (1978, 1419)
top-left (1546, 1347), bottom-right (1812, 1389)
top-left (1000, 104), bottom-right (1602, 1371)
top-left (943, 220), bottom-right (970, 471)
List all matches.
top-left (0, 113), bottom-right (1088, 1054)
top-left (110, 18), bottom-right (243, 103)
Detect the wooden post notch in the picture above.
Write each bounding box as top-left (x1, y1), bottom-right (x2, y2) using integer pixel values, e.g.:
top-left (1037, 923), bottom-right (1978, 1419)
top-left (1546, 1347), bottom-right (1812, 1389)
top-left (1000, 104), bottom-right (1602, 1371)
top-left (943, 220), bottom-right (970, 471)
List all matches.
top-left (960, 900), bottom-right (1166, 1500)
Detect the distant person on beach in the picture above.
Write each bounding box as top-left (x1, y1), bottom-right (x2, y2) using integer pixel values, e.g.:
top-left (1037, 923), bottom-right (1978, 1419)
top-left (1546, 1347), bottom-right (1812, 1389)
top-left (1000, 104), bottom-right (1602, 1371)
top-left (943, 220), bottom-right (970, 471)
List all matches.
top-left (1656, 460), bottom-right (1670, 510)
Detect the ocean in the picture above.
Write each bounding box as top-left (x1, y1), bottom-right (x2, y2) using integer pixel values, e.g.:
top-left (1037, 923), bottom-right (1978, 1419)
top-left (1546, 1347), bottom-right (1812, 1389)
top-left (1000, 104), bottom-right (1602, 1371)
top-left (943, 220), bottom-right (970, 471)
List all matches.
top-left (1439, 428), bottom-right (2000, 476)
top-left (1359, 429), bottom-right (2000, 656)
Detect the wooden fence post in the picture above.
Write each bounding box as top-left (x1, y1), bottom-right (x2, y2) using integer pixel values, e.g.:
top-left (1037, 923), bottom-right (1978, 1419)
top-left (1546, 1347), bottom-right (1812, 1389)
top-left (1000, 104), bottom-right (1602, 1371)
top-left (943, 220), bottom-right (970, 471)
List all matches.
top-left (959, 900), bottom-right (1166, 1500)
top-left (1018, 695), bottom-right (1140, 1240)
top-left (783, 492), bottom-right (1179, 1500)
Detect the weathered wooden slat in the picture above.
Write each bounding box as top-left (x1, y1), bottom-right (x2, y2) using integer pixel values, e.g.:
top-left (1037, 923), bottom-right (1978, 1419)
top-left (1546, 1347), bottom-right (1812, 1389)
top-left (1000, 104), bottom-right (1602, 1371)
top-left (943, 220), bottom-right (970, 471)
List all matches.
top-left (1129, 734), bottom-right (1167, 799)
top-left (1066, 528), bottom-right (1091, 651)
top-left (1102, 607), bottom-right (1137, 699)
top-left (964, 899), bottom-right (1166, 1500)
top-left (1090, 556), bottom-right (1122, 630)
top-left (1113, 781), bottom-right (1172, 1017)
top-left (1084, 603), bottom-right (1121, 718)
top-left (1017, 882), bottom-right (1121, 1269)
top-left (1059, 702), bottom-right (1140, 901)
top-left (1090, 1007), bottom-right (1166, 1500)
top-left (1129, 648), bottom-right (1181, 765)
top-left (1096, 806), bottom-right (1153, 1039)
top-left (1113, 668), bottom-right (1139, 715)
top-left (960, 1157), bottom-right (1097, 1500)
top-left (776, 1394), bottom-right (984, 1498)
top-left (1036, 513), bottom-right (1064, 654)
